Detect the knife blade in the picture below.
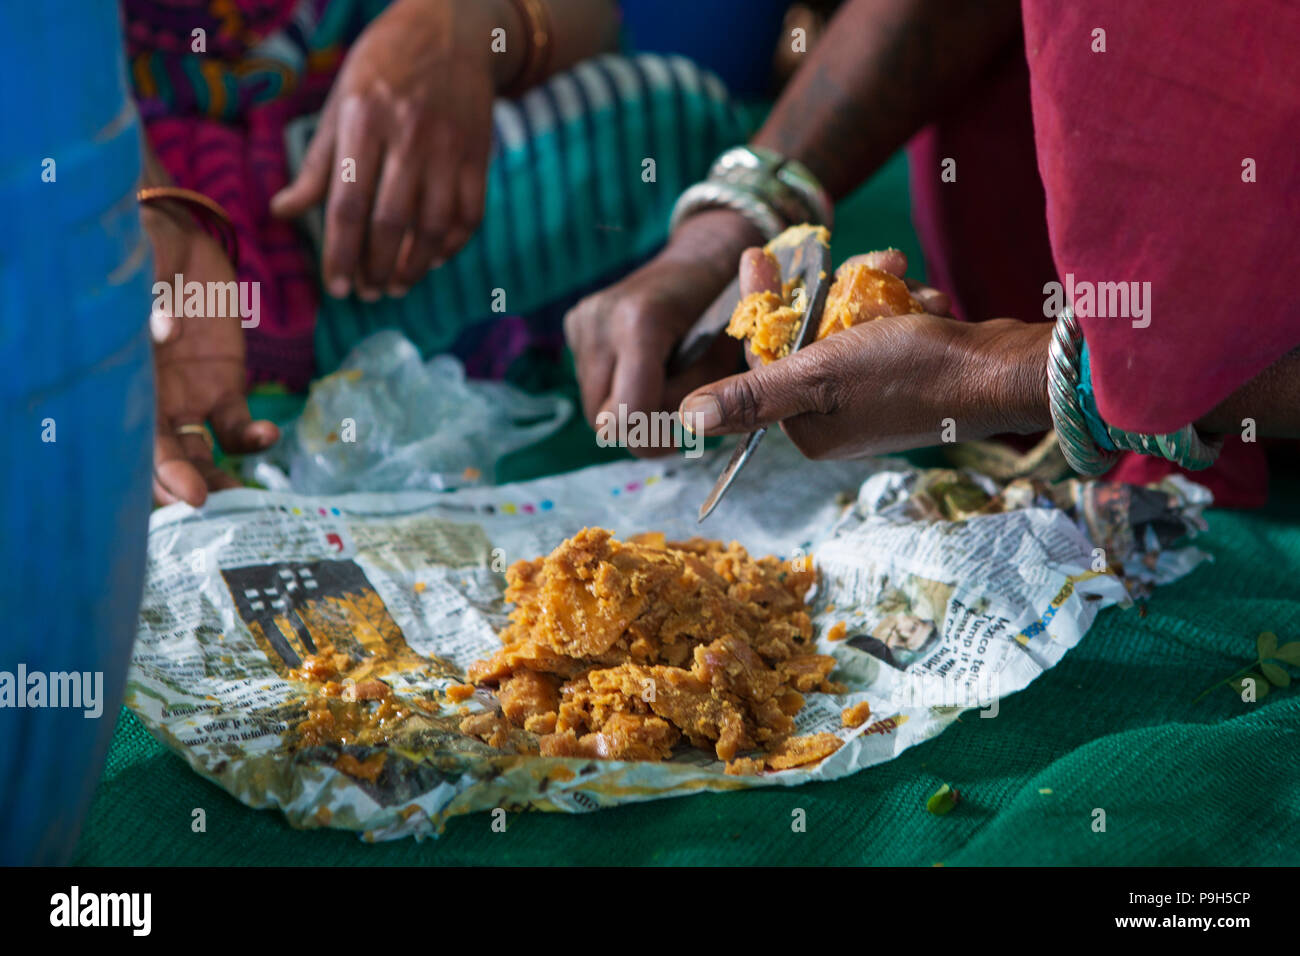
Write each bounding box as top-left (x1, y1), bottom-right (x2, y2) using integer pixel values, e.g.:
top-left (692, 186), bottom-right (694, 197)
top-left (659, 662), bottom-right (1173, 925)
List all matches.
top-left (693, 226), bottom-right (832, 522)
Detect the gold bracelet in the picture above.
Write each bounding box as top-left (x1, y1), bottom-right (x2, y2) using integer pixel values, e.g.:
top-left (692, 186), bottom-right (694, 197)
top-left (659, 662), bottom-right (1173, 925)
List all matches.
top-left (137, 186), bottom-right (240, 270)
top-left (501, 0), bottom-right (553, 98)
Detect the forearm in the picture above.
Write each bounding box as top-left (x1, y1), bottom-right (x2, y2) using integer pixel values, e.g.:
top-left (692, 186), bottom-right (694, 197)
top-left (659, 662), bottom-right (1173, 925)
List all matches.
top-left (972, 320), bottom-right (1300, 443)
top-left (754, 0), bottom-right (1021, 199)
top-left (482, 0), bottom-right (620, 91)
top-left (1197, 350), bottom-right (1300, 438)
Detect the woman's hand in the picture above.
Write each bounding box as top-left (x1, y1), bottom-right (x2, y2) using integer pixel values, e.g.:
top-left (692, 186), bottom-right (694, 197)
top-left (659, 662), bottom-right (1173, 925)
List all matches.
top-left (679, 251), bottom-right (1052, 459)
top-left (271, 0), bottom-right (502, 300)
top-left (564, 210), bottom-right (764, 451)
top-left (145, 205), bottom-right (279, 507)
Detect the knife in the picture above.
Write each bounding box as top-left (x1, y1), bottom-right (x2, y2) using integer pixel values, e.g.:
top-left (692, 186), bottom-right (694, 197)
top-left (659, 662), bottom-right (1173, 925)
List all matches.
top-left (666, 226), bottom-right (833, 522)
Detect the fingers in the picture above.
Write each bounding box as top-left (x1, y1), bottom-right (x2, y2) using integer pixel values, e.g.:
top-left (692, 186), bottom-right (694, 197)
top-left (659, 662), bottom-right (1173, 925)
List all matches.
top-left (601, 346), bottom-right (670, 458)
top-left (271, 105), bottom-right (337, 221)
top-left (360, 146), bottom-right (421, 297)
top-left (679, 345), bottom-right (832, 437)
top-left (738, 247), bottom-right (781, 296)
top-left (905, 278), bottom-right (952, 317)
top-left (388, 154), bottom-right (485, 292)
top-left (389, 229), bottom-right (434, 295)
top-left (662, 333), bottom-right (742, 411)
top-left (321, 97), bottom-right (384, 299)
top-left (153, 425), bottom-right (210, 507)
top-left (838, 249), bottom-right (952, 316)
top-left (452, 160), bottom-right (486, 253)
top-left (153, 435), bottom-right (254, 507)
top-left (208, 396), bottom-right (280, 456)
top-left (418, 123), bottom-right (462, 259)
top-left (154, 401), bottom-right (277, 508)
top-left (574, 349), bottom-right (614, 427)
top-left (837, 249), bottom-right (909, 277)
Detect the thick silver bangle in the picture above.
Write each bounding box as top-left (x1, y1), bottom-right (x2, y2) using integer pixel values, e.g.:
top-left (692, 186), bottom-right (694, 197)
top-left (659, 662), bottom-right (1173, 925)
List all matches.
top-left (1106, 418), bottom-right (1222, 471)
top-left (668, 180), bottom-right (786, 240)
top-left (713, 146), bottom-right (834, 229)
top-left (669, 145), bottom-right (834, 239)
top-left (1047, 308), bottom-right (1223, 476)
top-left (1047, 308), bottom-right (1119, 477)
top-left (709, 146), bottom-right (835, 229)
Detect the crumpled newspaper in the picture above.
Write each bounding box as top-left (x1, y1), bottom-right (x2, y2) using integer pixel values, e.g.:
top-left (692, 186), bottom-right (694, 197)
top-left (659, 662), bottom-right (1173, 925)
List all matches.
top-left (129, 434), bottom-right (1209, 840)
top-left (243, 331), bottom-right (570, 494)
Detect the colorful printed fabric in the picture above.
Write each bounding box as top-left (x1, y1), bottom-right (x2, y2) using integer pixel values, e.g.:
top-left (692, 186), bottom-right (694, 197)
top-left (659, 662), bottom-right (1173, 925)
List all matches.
top-left (125, 0), bottom-right (388, 389)
top-left (124, 0), bottom-right (747, 390)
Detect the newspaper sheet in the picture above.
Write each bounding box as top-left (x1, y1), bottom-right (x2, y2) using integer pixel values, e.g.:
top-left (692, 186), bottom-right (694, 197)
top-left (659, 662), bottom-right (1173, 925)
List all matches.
top-left (126, 434), bottom-right (1209, 840)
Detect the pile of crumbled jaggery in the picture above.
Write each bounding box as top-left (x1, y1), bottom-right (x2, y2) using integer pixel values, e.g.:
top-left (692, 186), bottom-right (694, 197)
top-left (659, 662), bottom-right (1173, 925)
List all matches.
top-left (460, 528), bottom-right (846, 774)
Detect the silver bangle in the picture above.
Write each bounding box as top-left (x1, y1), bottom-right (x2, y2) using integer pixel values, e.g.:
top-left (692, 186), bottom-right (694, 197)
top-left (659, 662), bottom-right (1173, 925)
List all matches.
top-left (669, 145), bottom-right (834, 239)
top-left (713, 146), bottom-right (834, 229)
top-left (1047, 308), bottom-right (1119, 477)
top-left (668, 180), bottom-right (786, 240)
top-left (1106, 419), bottom-right (1222, 472)
top-left (1047, 307), bottom-right (1223, 476)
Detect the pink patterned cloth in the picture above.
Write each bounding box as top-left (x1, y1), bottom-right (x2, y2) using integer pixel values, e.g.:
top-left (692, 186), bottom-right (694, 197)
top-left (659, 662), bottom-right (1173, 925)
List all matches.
top-left (125, 0), bottom-right (352, 390)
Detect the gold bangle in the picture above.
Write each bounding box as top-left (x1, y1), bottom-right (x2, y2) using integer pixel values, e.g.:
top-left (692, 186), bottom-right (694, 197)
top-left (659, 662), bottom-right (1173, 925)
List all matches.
top-left (502, 0), bottom-right (553, 98)
top-left (138, 186), bottom-right (240, 270)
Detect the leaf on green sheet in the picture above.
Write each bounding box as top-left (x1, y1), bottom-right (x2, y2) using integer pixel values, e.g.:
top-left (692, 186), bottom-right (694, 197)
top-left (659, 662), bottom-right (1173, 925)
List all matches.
top-left (1197, 632), bottom-right (1298, 704)
top-left (1229, 674), bottom-right (1270, 701)
top-left (927, 783), bottom-right (959, 816)
top-left (1261, 661), bottom-right (1291, 688)
top-left (1273, 641), bottom-right (1300, 665)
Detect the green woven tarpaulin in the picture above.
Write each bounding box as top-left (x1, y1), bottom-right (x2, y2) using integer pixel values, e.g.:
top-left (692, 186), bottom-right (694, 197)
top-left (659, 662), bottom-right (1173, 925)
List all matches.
top-left (72, 160), bottom-right (1300, 866)
top-left (71, 478), bottom-right (1300, 865)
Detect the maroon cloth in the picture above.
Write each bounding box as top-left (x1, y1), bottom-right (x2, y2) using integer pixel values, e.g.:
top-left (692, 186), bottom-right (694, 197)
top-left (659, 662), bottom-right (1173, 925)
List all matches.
top-left (1022, 0), bottom-right (1300, 435)
top-left (907, 6), bottom-right (1298, 508)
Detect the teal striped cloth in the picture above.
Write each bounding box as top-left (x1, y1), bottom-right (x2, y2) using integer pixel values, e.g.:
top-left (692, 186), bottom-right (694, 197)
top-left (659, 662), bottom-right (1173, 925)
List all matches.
top-left (292, 53), bottom-right (754, 375)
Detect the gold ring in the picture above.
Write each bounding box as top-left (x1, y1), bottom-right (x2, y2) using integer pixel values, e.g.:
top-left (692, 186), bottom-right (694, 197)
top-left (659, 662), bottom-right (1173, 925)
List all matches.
top-left (175, 423), bottom-right (215, 452)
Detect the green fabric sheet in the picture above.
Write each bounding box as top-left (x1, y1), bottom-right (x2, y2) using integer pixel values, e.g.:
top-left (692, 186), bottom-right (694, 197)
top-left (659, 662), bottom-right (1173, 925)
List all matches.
top-left (74, 156), bottom-right (1299, 866)
top-left (72, 474), bottom-right (1300, 865)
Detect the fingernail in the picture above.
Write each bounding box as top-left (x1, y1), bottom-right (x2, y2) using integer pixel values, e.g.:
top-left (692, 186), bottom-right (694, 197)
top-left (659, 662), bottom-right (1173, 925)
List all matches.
top-left (386, 284), bottom-right (410, 298)
top-left (327, 277), bottom-right (350, 299)
top-left (680, 395), bottom-right (722, 434)
top-left (358, 287), bottom-right (381, 303)
top-left (149, 306), bottom-right (174, 343)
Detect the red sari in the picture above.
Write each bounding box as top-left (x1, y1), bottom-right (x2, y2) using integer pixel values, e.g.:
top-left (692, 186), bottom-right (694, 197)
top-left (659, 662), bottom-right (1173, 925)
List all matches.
top-left (910, 0), bottom-right (1299, 507)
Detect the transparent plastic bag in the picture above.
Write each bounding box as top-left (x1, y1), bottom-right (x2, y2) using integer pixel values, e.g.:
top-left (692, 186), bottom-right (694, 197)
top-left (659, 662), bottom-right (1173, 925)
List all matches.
top-left (244, 331), bottom-right (570, 494)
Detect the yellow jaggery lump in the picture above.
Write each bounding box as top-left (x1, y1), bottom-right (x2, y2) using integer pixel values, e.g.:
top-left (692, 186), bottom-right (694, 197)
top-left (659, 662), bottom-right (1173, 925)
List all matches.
top-left (841, 700), bottom-right (872, 728)
top-left (726, 290), bottom-right (804, 364)
top-left (724, 732), bottom-right (845, 775)
top-left (289, 642), bottom-right (416, 748)
top-left (295, 692), bottom-right (411, 749)
top-left (818, 261), bottom-right (924, 339)
top-left (727, 249), bottom-right (926, 365)
top-left (445, 682), bottom-right (476, 703)
top-left (461, 528), bottom-right (841, 767)
top-left (763, 732), bottom-right (844, 770)
top-left (333, 752), bottom-right (387, 782)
